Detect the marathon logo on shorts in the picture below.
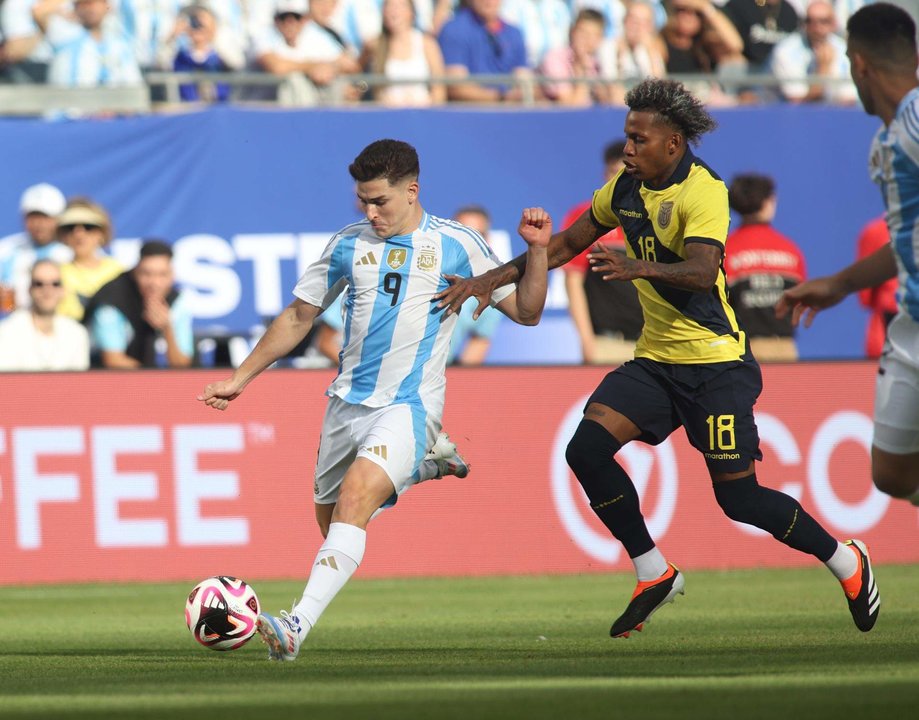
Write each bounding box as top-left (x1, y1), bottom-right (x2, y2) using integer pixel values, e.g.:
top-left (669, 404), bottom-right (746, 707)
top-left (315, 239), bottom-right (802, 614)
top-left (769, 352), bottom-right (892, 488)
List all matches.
top-left (704, 451), bottom-right (742, 461)
top-left (657, 201), bottom-right (674, 229)
top-left (386, 249), bottom-right (407, 270)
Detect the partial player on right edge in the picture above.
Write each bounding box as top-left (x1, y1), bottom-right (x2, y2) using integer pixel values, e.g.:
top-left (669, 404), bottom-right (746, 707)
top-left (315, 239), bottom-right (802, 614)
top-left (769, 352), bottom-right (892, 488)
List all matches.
top-left (778, 4), bottom-right (919, 508)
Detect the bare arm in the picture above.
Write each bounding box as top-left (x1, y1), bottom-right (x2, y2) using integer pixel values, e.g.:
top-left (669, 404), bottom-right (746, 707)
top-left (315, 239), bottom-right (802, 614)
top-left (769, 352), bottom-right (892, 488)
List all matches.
top-left (458, 336), bottom-right (491, 365)
top-left (436, 209), bottom-right (607, 318)
top-left (444, 65), bottom-right (504, 102)
top-left (564, 269), bottom-right (597, 363)
top-left (776, 244), bottom-right (898, 328)
top-left (424, 36), bottom-right (447, 105)
top-left (198, 299), bottom-right (321, 410)
top-left (588, 239), bottom-right (721, 292)
top-left (494, 208), bottom-right (552, 325)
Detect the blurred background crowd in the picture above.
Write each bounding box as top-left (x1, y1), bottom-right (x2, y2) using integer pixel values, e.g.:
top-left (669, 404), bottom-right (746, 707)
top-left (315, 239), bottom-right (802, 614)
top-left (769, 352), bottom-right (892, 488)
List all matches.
top-left (1, 0), bottom-right (910, 106)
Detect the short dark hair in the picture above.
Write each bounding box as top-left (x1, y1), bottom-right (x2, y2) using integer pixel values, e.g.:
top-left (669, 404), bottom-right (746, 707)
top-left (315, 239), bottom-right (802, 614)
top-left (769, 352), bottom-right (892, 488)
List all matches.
top-left (574, 8), bottom-right (606, 28)
top-left (728, 174), bottom-right (775, 216)
top-left (139, 239), bottom-right (173, 260)
top-left (625, 79), bottom-right (717, 145)
top-left (349, 139), bottom-right (420, 185)
top-left (454, 204), bottom-right (491, 223)
top-left (604, 140), bottom-right (626, 164)
top-left (847, 3), bottom-right (917, 71)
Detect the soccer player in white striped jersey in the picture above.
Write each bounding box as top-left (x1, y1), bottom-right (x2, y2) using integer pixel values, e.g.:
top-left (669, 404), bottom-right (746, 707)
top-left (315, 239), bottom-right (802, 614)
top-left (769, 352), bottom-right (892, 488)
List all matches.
top-left (198, 139), bottom-right (551, 661)
top-left (778, 3), bottom-right (919, 507)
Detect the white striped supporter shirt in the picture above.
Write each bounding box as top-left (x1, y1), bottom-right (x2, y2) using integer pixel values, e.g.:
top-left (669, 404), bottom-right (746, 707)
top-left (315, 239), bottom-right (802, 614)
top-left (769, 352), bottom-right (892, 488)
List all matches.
top-left (48, 24), bottom-right (142, 87)
top-left (294, 212), bottom-right (515, 412)
top-left (871, 86), bottom-right (919, 322)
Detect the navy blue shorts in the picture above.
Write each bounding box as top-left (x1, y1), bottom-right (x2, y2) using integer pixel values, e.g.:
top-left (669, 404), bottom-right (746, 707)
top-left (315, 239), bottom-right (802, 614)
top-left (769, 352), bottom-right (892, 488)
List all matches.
top-left (587, 357), bottom-right (764, 474)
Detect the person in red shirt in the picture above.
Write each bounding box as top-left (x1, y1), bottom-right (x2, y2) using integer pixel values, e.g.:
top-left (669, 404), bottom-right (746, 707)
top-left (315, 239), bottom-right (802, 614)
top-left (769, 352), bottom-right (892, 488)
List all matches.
top-left (725, 173), bottom-right (806, 362)
top-left (562, 140), bottom-right (644, 365)
top-left (855, 216), bottom-right (898, 358)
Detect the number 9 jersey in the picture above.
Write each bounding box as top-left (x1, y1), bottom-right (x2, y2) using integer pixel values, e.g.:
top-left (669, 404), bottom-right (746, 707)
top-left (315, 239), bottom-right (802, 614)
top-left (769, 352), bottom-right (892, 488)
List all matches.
top-left (294, 212), bottom-right (513, 412)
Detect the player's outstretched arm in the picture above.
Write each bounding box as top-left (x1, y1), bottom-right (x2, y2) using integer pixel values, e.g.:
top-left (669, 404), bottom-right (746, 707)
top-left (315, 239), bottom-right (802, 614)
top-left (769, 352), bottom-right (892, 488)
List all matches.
top-left (434, 208), bottom-right (602, 319)
top-left (776, 244), bottom-right (898, 328)
top-left (497, 207), bottom-right (552, 326)
top-left (589, 240), bottom-right (721, 292)
top-left (197, 299), bottom-right (321, 411)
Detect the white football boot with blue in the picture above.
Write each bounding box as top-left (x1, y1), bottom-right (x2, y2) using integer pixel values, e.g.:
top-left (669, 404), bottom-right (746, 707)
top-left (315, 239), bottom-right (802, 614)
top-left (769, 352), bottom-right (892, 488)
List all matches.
top-left (257, 610), bottom-right (303, 661)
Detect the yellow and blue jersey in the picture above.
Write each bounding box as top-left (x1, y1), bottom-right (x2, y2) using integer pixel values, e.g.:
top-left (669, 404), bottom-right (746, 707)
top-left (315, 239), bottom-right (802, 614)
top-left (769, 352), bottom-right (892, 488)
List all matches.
top-left (590, 148), bottom-right (745, 364)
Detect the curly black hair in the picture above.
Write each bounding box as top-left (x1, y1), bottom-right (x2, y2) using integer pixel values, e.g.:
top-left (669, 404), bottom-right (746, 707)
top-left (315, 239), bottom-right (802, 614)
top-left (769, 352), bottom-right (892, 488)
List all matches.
top-left (624, 79), bottom-right (717, 146)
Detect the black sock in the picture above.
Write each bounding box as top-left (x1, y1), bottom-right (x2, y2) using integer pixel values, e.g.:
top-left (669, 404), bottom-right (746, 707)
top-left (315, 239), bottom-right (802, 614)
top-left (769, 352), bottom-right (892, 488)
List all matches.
top-left (713, 474), bottom-right (837, 562)
top-left (565, 420), bottom-right (655, 558)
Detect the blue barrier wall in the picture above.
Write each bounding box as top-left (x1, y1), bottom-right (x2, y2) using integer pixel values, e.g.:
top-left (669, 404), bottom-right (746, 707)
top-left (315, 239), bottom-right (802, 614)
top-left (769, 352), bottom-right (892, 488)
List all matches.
top-left (0, 106), bottom-right (884, 361)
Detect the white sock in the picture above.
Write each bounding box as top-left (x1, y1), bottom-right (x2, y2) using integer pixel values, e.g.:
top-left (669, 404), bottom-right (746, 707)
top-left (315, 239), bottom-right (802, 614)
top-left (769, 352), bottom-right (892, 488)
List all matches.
top-left (293, 522), bottom-right (366, 636)
top-left (825, 541), bottom-right (858, 581)
top-left (632, 547), bottom-right (669, 582)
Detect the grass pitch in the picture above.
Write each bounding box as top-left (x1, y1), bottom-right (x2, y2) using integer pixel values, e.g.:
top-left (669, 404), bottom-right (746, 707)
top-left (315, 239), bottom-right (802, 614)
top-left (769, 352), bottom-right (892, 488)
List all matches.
top-left (1, 566), bottom-right (918, 720)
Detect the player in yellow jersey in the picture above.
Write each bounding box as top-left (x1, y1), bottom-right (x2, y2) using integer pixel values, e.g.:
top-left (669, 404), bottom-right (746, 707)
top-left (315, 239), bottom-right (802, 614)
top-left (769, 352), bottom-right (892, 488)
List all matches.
top-left (435, 78), bottom-right (879, 636)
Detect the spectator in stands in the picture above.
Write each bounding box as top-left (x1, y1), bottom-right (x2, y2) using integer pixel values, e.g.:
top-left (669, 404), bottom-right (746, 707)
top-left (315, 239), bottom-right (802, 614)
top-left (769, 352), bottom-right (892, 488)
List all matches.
top-left (539, 8), bottom-right (612, 106)
top-left (771, 0), bottom-right (857, 105)
top-left (0, 0), bottom-right (53, 82)
top-left (449, 205), bottom-right (503, 364)
top-left (501, 0), bottom-right (572, 70)
top-left (114, 0), bottom-right (182, 70)
top-left (562, 140), bottom-right (643, 365)
top-left (604, 0), bottom-right (667, 105)
top-left (330, 0), bottom-right (382, 53)
top-left (41, 0), bottom-right (143, 88)
top-left (56, 198), bottom-right (123, 320)
top-left (284, 0), bottom-right (362, 98)
top-left (169, 4), bottom-right (233, 102)
top-left (0, 259), bottom-right (90, 371)
top-left (363, 0), bottom-right (446, 106)
top-left (571, 0), bottom-right (667, 42)
top-left (722, 0), bottom-right (800, 99)
top-left (0, 183), bottom-right (70, 313)
top-left (856, 216), bottom-right (898, 359)
top-left (659, 0), bottom-right (743, 105)
top-left (84, 239), bottom-right (193, 368)
top-left (192, 0), bottom-right (252, 71)
top-left (437, 0), bottom-right (533, 103)
top-left (725, 173), bottom-right (805, 362)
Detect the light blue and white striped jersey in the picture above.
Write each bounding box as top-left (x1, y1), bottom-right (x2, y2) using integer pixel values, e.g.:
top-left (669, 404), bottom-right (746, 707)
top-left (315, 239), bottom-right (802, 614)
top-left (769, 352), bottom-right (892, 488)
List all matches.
top-left (293, 212), bottom-right (514, 414)
top-left (48, 23), bottom-right (142, 87)
top-left (870, 86), bottom-right (919, 322)
top-left (111, 0), bottom-right (182, 68)
top-left (501, 0), bottom-right (572, 69)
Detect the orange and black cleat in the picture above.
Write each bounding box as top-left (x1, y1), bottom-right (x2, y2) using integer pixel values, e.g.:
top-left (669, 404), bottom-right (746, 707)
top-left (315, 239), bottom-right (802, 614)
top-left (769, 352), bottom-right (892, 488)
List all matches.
top-left (610, 563), bottom-right (685, 638)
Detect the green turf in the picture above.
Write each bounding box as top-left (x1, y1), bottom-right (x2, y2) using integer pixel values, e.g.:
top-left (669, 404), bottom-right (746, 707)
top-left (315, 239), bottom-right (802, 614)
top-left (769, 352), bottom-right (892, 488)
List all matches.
top-left (1, 566), bottom-right (918, 719)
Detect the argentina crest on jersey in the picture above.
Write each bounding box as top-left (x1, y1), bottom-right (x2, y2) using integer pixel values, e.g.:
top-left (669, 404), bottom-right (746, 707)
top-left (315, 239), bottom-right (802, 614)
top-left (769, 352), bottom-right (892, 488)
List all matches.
top-left (416, 243), bottom-right (438, 272)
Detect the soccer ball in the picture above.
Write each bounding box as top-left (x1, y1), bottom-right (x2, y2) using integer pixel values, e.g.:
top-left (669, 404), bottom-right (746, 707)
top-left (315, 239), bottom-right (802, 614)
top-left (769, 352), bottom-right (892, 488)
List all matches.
top-left (184, 576), bottom-right (260, 651)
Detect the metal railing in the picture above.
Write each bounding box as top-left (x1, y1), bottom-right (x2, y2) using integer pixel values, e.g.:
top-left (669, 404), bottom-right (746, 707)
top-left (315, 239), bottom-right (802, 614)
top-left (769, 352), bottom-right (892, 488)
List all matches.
top-left (0, 71), bottom-right (857, 115)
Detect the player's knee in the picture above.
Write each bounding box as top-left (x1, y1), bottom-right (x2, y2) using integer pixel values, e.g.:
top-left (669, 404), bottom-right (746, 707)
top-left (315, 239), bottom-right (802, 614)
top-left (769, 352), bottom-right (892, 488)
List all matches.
top-left (872, 468), bottom-right (913, 498)
top-left (712, 475), bottom-right (760, 523)
top-left (566, 421), bottom-right (620, 474)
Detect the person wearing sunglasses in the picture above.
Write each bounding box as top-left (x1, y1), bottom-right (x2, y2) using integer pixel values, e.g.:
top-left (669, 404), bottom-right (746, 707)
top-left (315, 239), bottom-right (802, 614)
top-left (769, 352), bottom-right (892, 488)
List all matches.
top-left (771, 0), bottom-right (858, 105)
top-left (0, 259), bottom-right (90, 371)
top-left (56, 199), bottom-right (123, 321)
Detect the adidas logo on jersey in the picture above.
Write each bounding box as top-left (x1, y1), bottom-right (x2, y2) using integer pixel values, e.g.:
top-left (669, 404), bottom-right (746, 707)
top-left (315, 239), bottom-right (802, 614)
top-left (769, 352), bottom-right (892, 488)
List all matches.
top-left (356, 252), bottom-right (378, 266)
top-left (367, 445), bottom-right (388, 460)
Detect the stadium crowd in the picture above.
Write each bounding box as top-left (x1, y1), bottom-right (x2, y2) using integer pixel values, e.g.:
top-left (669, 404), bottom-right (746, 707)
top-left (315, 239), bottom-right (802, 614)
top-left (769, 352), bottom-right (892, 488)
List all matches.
top-left (0, 0), bottom-right (881, 106)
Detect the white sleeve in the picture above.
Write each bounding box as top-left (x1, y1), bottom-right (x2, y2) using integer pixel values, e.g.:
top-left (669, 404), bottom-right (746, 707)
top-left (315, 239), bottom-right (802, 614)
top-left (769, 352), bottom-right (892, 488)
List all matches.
top-left (293, 233), bottom-right (346, 308)
top-left (770, 39), bottom-right (807, 101)
top-left (462, 232), bottom-right (516, 307)
top-left (1, 0), bottom-right (38, 39)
